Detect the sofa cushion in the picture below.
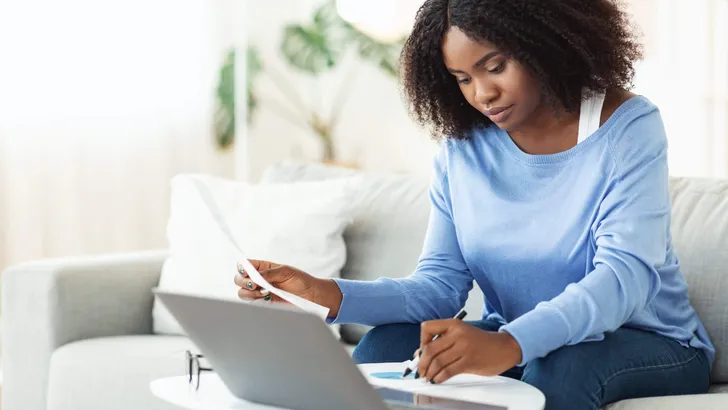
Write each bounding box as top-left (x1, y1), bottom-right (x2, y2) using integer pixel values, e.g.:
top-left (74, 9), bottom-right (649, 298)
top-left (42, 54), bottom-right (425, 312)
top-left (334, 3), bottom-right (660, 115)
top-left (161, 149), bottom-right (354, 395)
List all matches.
top-left (153, 174), bottom-right (358, 337)
top-left (47, 335), bottom-right (197, 410)
top-left (602, 391), bottom-right (728, 410)
top-left (668, 177), bottom-right (728, 383)
top-left (261, 162), bottom-right (432, 283)
top-left (709, 384), bottom-right (728, 394)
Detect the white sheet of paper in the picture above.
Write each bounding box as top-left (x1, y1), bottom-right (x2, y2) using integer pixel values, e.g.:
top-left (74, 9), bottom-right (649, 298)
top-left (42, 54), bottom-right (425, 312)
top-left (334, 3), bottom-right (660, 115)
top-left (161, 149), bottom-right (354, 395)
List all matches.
top-left (359, 362), bottom-right (504, 393)
top-left (190, 177), bottom-right (330, 320)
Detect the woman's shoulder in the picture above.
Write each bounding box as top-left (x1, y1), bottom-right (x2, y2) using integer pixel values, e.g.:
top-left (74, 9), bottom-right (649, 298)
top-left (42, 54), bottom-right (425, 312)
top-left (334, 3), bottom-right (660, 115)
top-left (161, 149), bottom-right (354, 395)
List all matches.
top-left (600, 89), bottom-right (636, 126)
top-left (440, 125), bottom-right (501, 155)
top-left (433, 126), bottom-right (500, 175)
top-left (603, 89), bottom-right (661, 131)
top-left (603, 90), bottom-right (668, 169)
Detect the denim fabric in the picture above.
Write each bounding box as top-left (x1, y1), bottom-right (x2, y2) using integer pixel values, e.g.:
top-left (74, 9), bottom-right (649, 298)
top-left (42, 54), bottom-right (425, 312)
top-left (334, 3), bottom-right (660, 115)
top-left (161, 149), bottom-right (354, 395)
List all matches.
top-left (352, 320), bottom-right (710, 410)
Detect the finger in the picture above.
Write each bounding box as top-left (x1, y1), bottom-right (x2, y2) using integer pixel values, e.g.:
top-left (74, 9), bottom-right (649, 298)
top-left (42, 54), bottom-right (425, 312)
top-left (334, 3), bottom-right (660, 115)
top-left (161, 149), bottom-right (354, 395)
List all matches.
top-left (238, 260), bottom-right (284, 279)
top-left (246, 259), bottom-right (281, 272)
top-left (413, 348), bottom-right (421, 360)
top-left (234, 273), bottom-right (252, 287)
top-left (251, 291), bottom-right (288, 304)
top-left (259, 265), bottom-right (295, 285)
top-left (423, 341), bottom-right (463, 383)
top-left (431, 356), bottom-right (467, 384)
top-left (418, 335), bottom-right (456, 381)
top-left (237, 288), bottom-right (267, 301)
top-left (420, 319), bottom-right (459, 347)
top-left (236, 263), bottom-right (248, 277)
top-left (265, 293), bottom-right (289, 304)
top-left (233, 273), bottom-right (259, 291)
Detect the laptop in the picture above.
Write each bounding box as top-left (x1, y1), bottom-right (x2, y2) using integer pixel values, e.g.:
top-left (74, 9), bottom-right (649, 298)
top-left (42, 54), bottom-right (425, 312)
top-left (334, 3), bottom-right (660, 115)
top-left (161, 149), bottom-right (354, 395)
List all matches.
top-left (154, 289), bottom-right (508, 410)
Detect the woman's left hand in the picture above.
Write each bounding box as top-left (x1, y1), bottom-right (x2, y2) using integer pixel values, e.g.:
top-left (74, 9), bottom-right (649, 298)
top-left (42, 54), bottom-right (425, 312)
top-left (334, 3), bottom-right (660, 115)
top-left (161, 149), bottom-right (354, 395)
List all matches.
top-left (416, 319), bottom-right (523, 384)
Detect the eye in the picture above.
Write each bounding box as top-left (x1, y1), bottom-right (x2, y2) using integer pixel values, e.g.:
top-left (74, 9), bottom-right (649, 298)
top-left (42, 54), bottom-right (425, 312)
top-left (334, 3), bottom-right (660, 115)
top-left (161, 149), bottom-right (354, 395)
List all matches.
top-left (457, 77), bottom-right (472, 85)
top-left (488, 61), bottom-right (505, 74)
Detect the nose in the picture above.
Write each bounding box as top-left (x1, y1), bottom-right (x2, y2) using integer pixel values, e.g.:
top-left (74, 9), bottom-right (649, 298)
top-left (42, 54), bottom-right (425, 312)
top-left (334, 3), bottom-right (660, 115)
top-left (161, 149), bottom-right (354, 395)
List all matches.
top-left (473, 79), bottom-right (498, 108)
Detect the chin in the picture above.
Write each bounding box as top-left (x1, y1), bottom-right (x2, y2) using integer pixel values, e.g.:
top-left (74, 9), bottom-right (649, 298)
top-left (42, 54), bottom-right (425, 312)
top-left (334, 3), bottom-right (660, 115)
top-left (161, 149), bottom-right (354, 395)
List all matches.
top-left (492, 120), bottom-right (517, 132)
top-left (486, 110), bottom-right (520, 132)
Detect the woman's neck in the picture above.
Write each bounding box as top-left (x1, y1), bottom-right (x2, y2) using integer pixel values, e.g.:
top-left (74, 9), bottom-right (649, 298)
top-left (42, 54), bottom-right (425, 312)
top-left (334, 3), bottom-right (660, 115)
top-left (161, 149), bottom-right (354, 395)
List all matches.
top-left (507, 104), bottom-right (579, 155)
top-left (506, 89), bottom-right (635, 156)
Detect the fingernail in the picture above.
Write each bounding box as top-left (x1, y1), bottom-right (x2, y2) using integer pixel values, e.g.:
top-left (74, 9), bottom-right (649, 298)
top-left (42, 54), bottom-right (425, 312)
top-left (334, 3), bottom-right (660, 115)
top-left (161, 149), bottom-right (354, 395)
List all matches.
top-left (414, 371), bottom-right (419, 379)
top-left (260, 289), bottom-right (270, 295)
top-left (246, 281), bottom-right (253, 289)
top-left (264, 294), bottom-right (272, 301)
top-left (419, 351), bottom-right (422, 357)
top-left (430, 379), bottom-right (436, 384)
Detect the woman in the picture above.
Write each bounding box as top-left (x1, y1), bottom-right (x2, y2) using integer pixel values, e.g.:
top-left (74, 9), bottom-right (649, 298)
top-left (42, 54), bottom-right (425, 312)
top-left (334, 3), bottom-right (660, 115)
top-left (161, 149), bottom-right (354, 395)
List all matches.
top-left (234, 1), bottom-right (714, 408)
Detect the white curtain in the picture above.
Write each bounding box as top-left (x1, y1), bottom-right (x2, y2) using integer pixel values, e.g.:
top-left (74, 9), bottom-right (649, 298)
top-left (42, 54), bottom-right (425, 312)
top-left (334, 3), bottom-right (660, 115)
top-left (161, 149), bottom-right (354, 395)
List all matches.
top-left (630, 0), bottom-right (728, 178)
top-left (0, 0), bottom-right (243, 271)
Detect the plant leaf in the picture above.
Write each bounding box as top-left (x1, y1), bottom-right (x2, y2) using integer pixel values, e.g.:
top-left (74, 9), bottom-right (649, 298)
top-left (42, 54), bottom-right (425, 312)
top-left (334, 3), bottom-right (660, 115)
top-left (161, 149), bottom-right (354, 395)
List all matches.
top-left (214, 46), bottom-right (265, 149)
top-left (214, 49), bottom-right (236, 149)
top-left (281, 23), bottom-right (340, 74)
top-left (339, 22), bottom-right (403, 77)
top-left (245, 46), bottom-right (263, 124)
top-left (246, 47), bottom-right (263, 87)
top-left (312, 0), bottom-right (342, 31)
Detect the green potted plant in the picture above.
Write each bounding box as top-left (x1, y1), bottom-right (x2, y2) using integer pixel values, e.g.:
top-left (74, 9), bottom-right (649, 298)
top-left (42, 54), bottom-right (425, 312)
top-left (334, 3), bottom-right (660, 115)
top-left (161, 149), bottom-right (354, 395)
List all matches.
top-left (214, 0), bottom-right (405, 163)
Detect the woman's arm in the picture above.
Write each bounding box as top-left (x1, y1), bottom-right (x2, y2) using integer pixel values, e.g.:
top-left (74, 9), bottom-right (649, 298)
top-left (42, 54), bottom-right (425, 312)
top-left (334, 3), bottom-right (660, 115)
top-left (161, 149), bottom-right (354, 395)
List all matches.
top-left (500, 108), bottom-right (669, 365)
top-left (329, 148), bottom-right (474, 326)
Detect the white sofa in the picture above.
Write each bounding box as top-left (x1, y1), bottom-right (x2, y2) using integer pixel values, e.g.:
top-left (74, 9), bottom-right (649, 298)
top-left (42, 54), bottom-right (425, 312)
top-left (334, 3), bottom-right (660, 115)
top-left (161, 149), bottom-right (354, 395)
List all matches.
top-left (2, 161), bottom-right (728, 410)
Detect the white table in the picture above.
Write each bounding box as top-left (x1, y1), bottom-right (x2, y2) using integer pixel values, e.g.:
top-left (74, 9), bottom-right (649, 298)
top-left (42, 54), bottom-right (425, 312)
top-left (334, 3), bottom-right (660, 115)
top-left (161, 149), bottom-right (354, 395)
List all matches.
top-left (150, 363), bottom-right (545, 410)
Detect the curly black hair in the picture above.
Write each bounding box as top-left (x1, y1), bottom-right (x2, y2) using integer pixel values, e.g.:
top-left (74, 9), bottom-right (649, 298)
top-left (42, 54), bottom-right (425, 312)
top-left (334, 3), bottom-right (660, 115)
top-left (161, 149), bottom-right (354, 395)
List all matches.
top-left (400, 0), bottom-right (643, 140)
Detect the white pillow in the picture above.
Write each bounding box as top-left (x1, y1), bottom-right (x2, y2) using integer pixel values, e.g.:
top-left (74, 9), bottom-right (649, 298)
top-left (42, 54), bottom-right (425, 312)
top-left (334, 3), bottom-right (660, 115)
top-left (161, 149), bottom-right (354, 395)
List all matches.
top-left (152, 173), bottom-right (359, 336)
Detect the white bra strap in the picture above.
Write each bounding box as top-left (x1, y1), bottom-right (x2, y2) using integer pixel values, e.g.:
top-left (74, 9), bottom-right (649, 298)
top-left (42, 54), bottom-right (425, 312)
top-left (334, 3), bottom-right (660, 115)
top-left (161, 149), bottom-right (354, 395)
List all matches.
top-left (577, 92), bottom-right (606, 143)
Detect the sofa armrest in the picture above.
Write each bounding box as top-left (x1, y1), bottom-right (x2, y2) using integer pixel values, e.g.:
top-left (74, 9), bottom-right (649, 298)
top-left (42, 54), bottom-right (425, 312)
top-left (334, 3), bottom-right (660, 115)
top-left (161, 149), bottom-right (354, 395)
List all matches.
top-left (1, 250), bottom-right (168, 410)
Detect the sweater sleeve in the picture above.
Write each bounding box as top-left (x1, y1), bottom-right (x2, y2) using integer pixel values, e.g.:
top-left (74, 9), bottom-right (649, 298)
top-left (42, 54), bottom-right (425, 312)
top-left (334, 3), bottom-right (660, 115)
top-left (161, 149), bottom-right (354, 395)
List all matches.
top-left (328, 147), bottom-right (474, 326)
top-left (501, 108), bottom-right (669, 365)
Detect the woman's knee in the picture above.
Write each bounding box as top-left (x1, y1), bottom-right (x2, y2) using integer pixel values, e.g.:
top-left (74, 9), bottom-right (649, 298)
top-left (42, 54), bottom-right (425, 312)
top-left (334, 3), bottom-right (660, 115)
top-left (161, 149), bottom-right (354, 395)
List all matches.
top-left (352, 323), bottom-right (421, 364)
top-left (522, 350), bottom-right (601, 410)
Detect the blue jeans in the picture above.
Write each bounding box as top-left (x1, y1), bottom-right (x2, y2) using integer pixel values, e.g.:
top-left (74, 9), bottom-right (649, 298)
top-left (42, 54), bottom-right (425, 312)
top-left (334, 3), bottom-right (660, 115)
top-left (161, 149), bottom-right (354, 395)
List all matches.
top-left (352, 320), bottom-right (710, 410)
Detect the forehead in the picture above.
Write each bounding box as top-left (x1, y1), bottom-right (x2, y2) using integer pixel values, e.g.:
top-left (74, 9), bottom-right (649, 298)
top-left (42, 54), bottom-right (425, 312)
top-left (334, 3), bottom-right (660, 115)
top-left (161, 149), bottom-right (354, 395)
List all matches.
top-left (442, 26), bottom-right (498, 68)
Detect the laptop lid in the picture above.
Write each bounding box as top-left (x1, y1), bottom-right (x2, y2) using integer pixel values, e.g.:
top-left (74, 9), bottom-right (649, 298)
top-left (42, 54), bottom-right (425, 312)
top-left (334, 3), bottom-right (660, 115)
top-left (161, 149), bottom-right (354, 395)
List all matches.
top-left (153, 289), bottom-right (389, 410)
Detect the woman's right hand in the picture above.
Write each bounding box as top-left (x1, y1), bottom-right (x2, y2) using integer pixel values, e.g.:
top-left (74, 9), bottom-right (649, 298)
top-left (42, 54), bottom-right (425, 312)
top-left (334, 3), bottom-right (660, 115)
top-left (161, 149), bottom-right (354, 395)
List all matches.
top-left (234, 260), bottom-right (343, 317)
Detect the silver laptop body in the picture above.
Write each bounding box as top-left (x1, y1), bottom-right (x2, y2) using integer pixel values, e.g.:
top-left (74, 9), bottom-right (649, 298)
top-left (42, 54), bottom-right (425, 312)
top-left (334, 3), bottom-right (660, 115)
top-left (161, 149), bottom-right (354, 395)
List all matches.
top-left (154, 289), bottom-right (392, 410)
top-left (154, 289), bottom-right (507, 410)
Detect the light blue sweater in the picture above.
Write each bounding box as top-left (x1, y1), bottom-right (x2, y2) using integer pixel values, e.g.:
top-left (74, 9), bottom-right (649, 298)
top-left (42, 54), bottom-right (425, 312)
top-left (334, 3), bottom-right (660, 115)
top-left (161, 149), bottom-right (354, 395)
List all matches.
top-left (330, 96), bottom-right (715, 366)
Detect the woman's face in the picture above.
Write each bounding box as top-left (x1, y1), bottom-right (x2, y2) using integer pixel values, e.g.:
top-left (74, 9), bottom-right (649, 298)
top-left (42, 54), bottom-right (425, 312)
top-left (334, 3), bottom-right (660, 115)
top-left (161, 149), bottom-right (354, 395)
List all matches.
top-left (442, 26), bottom-right (543, 132)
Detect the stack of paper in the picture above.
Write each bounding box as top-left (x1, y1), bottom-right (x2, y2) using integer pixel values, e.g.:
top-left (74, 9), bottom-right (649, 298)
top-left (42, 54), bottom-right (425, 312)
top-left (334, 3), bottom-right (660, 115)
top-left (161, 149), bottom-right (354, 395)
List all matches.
top-left (359, 362), bottom-right (504, 393)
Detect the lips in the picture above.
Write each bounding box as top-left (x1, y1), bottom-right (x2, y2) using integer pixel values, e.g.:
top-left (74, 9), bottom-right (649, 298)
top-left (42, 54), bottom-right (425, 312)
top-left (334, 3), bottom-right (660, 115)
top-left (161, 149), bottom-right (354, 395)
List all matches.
top-left (484, 106), bottom-right (510, 116)
top-left (484, 105), bottom-right (513, 123)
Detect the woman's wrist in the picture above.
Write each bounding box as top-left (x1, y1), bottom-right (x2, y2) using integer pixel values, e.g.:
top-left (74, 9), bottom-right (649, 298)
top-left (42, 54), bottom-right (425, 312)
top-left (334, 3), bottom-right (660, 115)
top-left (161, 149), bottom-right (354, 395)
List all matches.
top-left (316, 278), bottom-right (343, 318)
top-left (499, 330), bottom-right (523, 365)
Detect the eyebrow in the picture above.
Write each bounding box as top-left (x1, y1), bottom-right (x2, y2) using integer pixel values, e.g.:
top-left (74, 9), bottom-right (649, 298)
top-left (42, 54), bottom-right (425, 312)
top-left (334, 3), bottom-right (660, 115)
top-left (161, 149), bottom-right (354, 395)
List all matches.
top-left (448, 51), bottom-right (501, 74)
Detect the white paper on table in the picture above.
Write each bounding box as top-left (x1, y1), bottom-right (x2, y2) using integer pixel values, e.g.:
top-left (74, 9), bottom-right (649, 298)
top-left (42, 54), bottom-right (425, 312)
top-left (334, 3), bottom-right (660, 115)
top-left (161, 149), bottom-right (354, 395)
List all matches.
top-left (190, 177), bottom-right (330, 320)
top-left (359, 362), bottom-right (504, 393)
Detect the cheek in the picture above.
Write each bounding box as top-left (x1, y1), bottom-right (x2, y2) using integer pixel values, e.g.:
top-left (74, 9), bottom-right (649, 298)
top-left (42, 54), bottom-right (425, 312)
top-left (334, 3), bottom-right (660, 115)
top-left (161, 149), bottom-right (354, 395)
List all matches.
top-left (514, 69), bottom-right (541, 103)
top-left (458, 85), bottom-right (480, 109)
top-left (504, 71), bottom-right (541, 113)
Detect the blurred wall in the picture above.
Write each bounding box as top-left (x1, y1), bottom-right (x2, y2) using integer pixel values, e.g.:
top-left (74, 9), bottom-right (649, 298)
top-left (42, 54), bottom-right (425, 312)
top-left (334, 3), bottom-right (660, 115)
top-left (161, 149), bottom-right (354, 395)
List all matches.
top-left (0, 0), bottom-right (241, 268)
top-left (242, 0), bottom-right (438, 182)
